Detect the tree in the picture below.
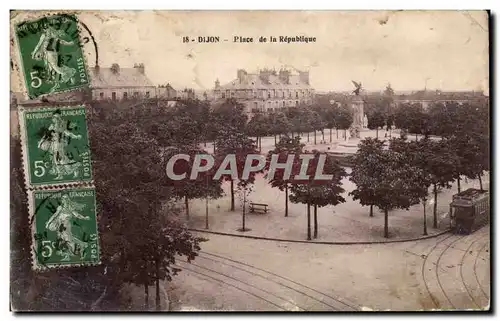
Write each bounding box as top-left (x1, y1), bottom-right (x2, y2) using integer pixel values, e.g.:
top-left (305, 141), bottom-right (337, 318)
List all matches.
top-left (349, 138), bottom-right (386, 217)
top-left (247, 113), bottom-right (270, 152)
top-left (89, 105), bottom-right (206, 309)
top-left (351, 138), bottom-right (429, 238)
top-left (269, 112), bottom-right (291, 145)
top-left (164, 146), bottom-right (224, 219)
top-left (289, 151), bottom-right (347, 240)
top-left (322, 103), bottom-right (337, 142)
top-left (310, 110), bottom-right (325, 144)
top-left (215, 127), bottom-right (260, 212)
top-left (422, 139), bottom-right (456, 228)
top-left (367, 110), bottom-right (385, 139)
top-left (211, 98), bottom-right (248, 152)
top-left (266, 135), bottom-right (304, 217)
top-left (335, 103), bottom-right (354, 139)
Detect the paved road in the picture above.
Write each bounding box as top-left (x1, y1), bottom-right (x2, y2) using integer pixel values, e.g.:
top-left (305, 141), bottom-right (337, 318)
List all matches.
top-left (168, 227), bottom-right (490, 311)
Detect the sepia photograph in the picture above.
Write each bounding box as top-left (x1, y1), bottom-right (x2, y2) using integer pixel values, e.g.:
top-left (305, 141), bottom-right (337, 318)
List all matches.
top-left (9, 9), bottom-right (490, 312)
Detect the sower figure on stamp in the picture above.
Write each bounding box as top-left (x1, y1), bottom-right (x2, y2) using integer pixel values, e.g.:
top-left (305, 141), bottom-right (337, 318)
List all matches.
top-left (45, 194), bottom-right (90, 261)
top-left (31, 25), bottom-right (76, 93)
top-left (38, 111), bottom-right (82, 180)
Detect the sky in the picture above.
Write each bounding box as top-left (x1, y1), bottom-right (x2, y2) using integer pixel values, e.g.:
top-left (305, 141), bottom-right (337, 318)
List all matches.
top-left (11, 10), bottom-right (489, 94)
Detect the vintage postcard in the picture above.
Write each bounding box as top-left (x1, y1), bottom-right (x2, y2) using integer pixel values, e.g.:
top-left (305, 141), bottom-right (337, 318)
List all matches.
top-left (10, 10), bottom-right (490, 312)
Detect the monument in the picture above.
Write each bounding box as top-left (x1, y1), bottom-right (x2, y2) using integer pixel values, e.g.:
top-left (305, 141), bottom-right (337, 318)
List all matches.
top-left (349, 81), bottom-right (364, 139)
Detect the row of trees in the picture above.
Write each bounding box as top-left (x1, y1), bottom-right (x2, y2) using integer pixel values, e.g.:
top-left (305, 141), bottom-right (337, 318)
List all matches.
top-left (350, 100), bottom-right (489, 237)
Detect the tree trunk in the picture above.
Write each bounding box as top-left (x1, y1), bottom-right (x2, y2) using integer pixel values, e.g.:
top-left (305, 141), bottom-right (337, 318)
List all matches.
top-left (314, 130), bottom-right (317, 145)
top-left (285, 185), bottom-right (289, 217)
top-left (433, 184), bottom-right (438, 229)
top-left (322, 130), bottom-right (325, 142)
top-left (230, 180), bottom-right (235, 211)
top-left (155, 259), bottom-right (160, 311)
top-left (376, 128), bottom-right (379, 139)
top-left (307, 131), bottom-right (310, 142)
top-left (144, 282), bottom-right (149, 309)
top-left (384, 208), bottom-right (389, 238)
top-left (307, 204), bottom-right (311, 240)
top-left (457, 176), bottom-right (461, 193)
top-left (370, 204), bottom-right (374, 217)
top-left (313, 205), bottom-right (318, 239)
top-left (242, 191), bottom-right (246, 231)
top-left (336, 128), bottom-right (339, 139)
top-left (423, 199), bottom-right (428, 236)
top-left (274, 135), bottom-right (277, 146)
top-left (204, 141), bottom-right (207, 147)
top-left (213, 141), bottom-right (216, 154)
top-left (344, 129), bottom-right (347, 139)
top-left (330, 128), bottom-right (332, 142)
top-left (185, 196), bottom-right (189, 219)
top-left (205, 194), bottom-right (209, 230)
top-left (478, 174), bottom-right (483, 191)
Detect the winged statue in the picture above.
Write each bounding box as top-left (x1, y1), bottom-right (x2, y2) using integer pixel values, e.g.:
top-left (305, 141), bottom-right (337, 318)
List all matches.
top-left (351, 80), bottom-right (362, 96)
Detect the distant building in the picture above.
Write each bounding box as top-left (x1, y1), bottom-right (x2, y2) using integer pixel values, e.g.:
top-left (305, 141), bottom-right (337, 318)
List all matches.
top-left (212, 68), bottom-right (314, 113)
top-left (90, 63), bottom-right (157, 101)
top-left (394, 90), bottom-right (488, 110)
top-left (178, 88), bottom-right (196, 100)
top-left (157, 83), bottom-right (177, 99)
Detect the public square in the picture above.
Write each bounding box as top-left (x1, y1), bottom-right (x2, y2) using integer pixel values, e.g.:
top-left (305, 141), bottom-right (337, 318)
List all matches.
top-left (167, 131), bottom-right (491, 311)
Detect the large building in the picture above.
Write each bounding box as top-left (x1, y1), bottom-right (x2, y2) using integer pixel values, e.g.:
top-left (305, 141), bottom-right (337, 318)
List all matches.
top-left (213, 68), bottom-right (314, 113)
top-left (394, 90), bottom-right (488, 110)
top-left (90, 63), bottom-right (157, 101)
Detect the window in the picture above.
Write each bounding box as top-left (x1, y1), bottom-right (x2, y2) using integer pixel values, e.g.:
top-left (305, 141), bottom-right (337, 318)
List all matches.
top-left (133, 92), bottom-right (139, 98)
top-left (289, 91), bottom-right (292, 98)
top-left (296, 91), bottom-right (299, 98)
top-left (296, 100), bottom-right (299, 106)
top-left (145, 91), bottom-right (150, 98)
top-left (111, 92), bottom-right (116, 101)
top-left (99, 92), bottom-right (104, 99)
top-left (268, 92), bottom-right (271, 99)
top-left (222, 93), bottom-right (226, 98)
top-left (123, 92), bottom-right (128, 100)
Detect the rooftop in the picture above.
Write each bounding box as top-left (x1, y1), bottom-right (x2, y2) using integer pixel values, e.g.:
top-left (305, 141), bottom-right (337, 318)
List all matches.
top-left (91, 64), bottom-right (155, 88)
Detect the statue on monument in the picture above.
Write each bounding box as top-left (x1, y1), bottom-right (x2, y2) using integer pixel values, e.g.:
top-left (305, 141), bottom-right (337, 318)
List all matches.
top-left (351, 81), bottom-right (362, 96)
top-left (349, 81), bottom-right (364, 139)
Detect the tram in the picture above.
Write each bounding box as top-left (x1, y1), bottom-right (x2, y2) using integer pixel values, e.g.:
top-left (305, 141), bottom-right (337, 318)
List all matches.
top-left (449, 188), bottom-right (489, 235)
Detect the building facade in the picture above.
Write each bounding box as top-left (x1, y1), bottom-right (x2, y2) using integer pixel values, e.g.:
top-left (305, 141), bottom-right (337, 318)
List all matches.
top-left (91, 63), bottom-right (157, 101)
top-left (213, 68), bottom-right (314, 113)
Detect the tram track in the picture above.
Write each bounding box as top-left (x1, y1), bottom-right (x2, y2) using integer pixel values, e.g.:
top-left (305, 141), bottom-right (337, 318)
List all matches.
top-left (174, 250), bottom-right (359, 311)
top-left (199, 251), bottom-right (358, 311)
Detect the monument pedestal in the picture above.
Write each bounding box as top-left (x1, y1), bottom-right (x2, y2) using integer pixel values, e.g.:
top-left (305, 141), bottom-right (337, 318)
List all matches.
top-left (349, 95), bottom-right (364, 139)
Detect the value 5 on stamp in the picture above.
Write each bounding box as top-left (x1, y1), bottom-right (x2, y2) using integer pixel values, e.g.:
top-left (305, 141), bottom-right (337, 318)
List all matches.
top-left (32, 188), bottom-right (100, 269)
top-left (14, 14), bottom-right (89, 99)
top-left (19, 105), bottom-right (93, 187)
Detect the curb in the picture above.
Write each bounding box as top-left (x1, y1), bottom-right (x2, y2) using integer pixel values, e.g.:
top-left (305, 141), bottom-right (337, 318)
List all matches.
top-left (188, 228), bottom-right (452, 245)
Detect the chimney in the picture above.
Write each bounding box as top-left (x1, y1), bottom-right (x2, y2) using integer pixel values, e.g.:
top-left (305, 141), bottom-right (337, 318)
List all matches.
top-left (111, 63), bottom-right (120, 74)
top-left (299, 71), bottom-right (309, 85)
top-left (259, 69), bottom-right (272, 84)
top-left (134, 63), bottom-right (145, 75)
top-left (279, 69), bottom-right (290, 84)
top-left (237, 69), bottom-right (247, 84)
top-left (215, 78), bottom-right (220, 89)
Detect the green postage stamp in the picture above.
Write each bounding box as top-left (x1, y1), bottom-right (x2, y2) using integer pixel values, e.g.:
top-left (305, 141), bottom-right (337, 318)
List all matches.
top-left (14, 14), bottom-right (89, 99)
top-left (19, 105), bottom-right (93, 188)
top-left (31, 187), bottom-right (100, 269)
